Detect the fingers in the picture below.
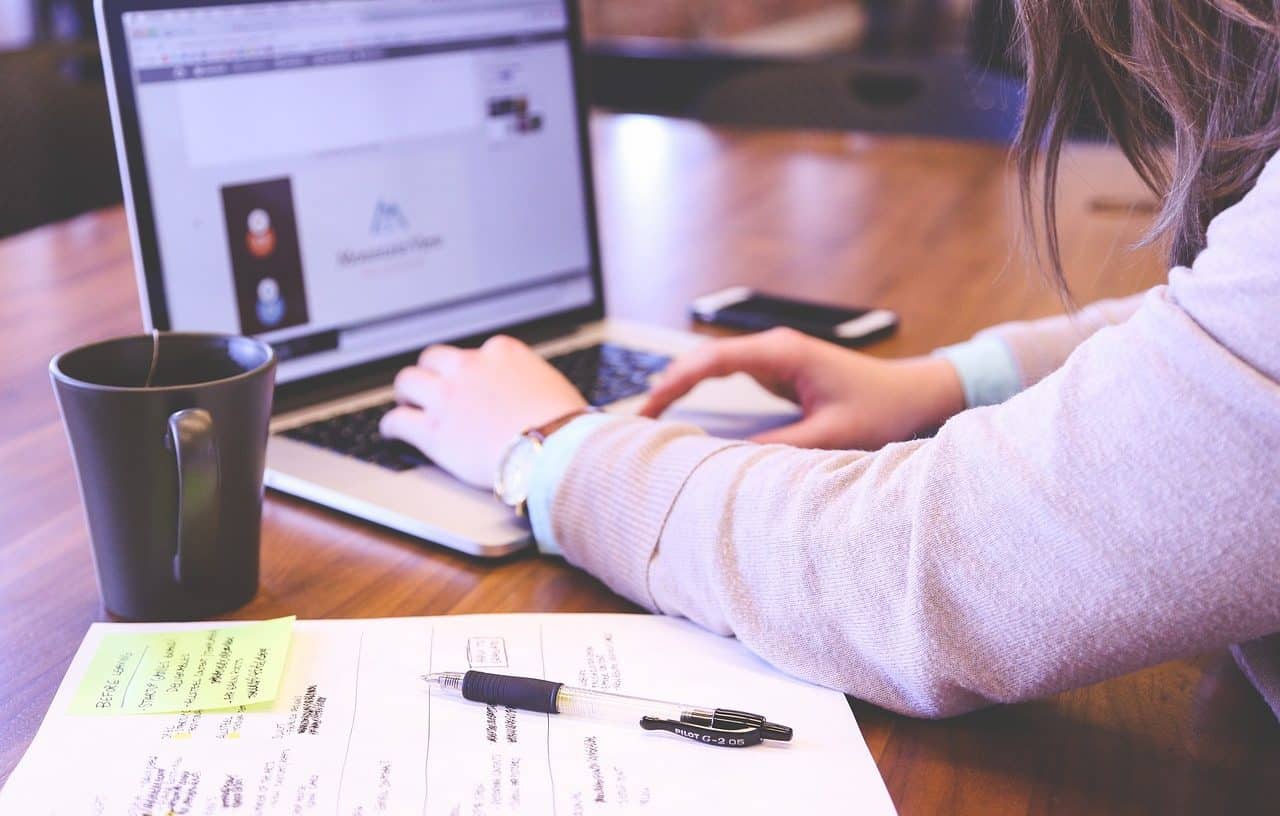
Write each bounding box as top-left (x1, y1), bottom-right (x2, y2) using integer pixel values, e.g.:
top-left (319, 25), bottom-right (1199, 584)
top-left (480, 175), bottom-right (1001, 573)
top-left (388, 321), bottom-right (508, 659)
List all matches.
top-left (418, 344), bottom-right (464, 374)
top-left (393, 366), bottom-right (442, 408)
top-left (481, 334), bottom-right (524, 354)
top-left (418, 336), bottom-right (529, 374)
top-left (397, 336), bottom-right (536, 413)
top-left (639, 333), bottom-right (794, 419)
top-left (385, 366), bottom-right (444, 457)
top-left (379, 404), bottom-right (439, 454)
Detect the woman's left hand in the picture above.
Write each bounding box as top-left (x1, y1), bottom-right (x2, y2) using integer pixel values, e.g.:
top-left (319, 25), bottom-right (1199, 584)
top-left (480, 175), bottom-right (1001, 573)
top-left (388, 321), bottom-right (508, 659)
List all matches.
top-left (379, 335), bottom-right (587, 489)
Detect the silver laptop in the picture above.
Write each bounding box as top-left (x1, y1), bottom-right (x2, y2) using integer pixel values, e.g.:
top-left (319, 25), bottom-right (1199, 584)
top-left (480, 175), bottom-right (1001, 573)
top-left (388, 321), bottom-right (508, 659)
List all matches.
top-left (96, 0), bottom-right (804, 556)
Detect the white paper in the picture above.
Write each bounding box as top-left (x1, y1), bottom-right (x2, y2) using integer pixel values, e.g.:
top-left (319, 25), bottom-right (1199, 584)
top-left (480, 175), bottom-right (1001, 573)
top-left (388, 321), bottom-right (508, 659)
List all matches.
top-left (0, 614), bottom-right (896, 814)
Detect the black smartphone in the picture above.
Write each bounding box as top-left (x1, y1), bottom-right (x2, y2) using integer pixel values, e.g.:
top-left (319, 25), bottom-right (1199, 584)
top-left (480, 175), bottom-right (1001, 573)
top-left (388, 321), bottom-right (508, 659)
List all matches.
top-left (690, 287), bottom-right (898, 345)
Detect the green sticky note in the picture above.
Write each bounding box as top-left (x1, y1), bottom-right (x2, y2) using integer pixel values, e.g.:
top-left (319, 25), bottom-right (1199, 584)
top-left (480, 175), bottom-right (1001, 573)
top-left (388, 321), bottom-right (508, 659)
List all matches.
top-left (69, 616), bottom-right (295, 715)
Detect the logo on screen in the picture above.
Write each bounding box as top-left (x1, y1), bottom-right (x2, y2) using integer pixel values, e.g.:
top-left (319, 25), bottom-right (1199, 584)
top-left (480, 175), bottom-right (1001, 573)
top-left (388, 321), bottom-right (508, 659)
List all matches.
top-left (369, 200), bottom-right (409, 235)
top-left (245, 208), bottom-right (277, 259)
top-left (256, 277), bottom-right (286, 327)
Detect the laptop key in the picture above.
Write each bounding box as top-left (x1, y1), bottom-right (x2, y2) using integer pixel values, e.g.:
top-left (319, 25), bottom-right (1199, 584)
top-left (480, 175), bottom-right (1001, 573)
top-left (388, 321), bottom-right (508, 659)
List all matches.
top-left (279, 343), bottom-right (670, 471)
top-left (546, 343), bottom-right (670, 407)
top-left (282, 400), bottom-right (431, 472)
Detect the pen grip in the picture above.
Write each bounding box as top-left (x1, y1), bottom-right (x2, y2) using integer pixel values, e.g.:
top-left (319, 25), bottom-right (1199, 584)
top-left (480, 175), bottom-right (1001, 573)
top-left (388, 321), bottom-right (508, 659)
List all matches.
top-left (461, 671), bottom-right (563, 714)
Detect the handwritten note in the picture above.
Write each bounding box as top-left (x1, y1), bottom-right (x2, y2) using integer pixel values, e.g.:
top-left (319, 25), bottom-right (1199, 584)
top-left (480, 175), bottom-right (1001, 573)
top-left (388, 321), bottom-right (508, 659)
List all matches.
top-left (68, 616), bottom-right (294, 715)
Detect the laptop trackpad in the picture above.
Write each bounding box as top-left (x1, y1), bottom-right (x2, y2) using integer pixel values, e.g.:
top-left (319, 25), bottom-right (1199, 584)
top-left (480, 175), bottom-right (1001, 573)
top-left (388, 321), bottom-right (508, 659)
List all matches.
top-left (662, 372), bottom-right (800, 440)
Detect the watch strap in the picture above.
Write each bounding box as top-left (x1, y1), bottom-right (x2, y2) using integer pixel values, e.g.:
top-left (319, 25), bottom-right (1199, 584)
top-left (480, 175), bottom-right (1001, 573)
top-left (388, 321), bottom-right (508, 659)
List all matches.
top-left (526, 406), bottom-right (600, 443)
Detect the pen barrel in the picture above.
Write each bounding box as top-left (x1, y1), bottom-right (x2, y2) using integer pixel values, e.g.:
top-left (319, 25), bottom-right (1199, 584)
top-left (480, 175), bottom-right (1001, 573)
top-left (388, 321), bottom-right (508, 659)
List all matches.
top-left (553, 686), bottom-right (689, 724)
top-left (461, 671), bottom-right (564, 714)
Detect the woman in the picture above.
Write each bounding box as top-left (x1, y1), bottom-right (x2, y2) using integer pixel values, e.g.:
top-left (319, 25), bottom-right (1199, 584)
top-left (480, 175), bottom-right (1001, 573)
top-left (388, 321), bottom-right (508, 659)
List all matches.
top-left (380, 0), bottom-right (1280, 718)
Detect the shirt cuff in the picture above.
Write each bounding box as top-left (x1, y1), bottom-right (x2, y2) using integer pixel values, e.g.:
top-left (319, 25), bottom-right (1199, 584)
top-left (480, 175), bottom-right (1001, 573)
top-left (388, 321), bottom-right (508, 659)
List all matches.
top-left (527, 413), bottom-right (622, 556)
top-left (933, 335), bottom-right (1023, 408)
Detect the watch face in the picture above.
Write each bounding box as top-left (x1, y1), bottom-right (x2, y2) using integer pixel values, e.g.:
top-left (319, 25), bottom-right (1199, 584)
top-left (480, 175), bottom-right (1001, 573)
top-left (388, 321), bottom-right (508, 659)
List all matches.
top-left (496, 436), bottom-right (540, 508)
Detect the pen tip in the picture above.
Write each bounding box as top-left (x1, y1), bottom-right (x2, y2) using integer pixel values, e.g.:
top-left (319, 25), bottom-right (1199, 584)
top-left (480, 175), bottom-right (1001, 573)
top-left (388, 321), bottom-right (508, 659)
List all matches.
top-left (421, 671), bottom-right (465, 692)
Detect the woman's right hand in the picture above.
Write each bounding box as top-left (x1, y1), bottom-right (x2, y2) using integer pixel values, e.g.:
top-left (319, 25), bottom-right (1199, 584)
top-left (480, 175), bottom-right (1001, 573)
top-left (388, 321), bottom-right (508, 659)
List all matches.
top-left (639, 327), bottom-right (967, 450)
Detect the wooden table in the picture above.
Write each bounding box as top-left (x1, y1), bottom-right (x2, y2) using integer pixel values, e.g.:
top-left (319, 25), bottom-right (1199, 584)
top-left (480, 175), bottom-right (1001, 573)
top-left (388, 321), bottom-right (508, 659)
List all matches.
top-left (2, 113), bottom-right (1277, 813)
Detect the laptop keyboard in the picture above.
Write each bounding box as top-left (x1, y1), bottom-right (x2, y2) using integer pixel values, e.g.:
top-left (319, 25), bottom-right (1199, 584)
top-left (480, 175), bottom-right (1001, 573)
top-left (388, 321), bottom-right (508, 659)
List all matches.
top-left (548, 342), bottom-right (670, 407)
top-left (280, 343), bottom-right (670, 472)
top-left (282, 400), bottom-right (428, 471)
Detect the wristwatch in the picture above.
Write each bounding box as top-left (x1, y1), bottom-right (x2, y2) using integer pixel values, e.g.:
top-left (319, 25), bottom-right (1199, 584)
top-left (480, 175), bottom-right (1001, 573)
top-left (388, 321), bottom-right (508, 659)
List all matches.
top-left (494, 407), bottom-right (598, 515)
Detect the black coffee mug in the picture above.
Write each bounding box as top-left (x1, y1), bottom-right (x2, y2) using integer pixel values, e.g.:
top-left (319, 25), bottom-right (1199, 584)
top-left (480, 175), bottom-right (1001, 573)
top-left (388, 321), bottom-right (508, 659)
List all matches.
top-left (50, 332), bottom-right (276, 620)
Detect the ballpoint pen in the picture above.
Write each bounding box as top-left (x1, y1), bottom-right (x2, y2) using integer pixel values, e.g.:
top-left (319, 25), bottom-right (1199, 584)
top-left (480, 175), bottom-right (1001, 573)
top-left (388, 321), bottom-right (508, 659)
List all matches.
top-left (423, 670), bottom-right (793, 748)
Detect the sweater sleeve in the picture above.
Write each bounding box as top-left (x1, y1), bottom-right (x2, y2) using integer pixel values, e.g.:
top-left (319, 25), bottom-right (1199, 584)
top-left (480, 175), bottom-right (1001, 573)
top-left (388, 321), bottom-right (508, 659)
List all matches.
top-left (978, 294), bottom-right (1145, 388)
top-left (544, 157), bottom-right (1280, 718)
top-left (934, 293), bottom-right (1147, 409)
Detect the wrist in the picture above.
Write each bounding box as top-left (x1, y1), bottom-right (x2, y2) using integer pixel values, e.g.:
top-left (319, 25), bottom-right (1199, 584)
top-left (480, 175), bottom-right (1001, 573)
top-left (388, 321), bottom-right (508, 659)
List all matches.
top-left (932, 335), bottom-right (1023, 408)
top-left (893, 356), bottom-right (967, 435)
top-left (494, 407), bottom-right (598, 513)
top-left (527, 413), bottom-right (623, 555)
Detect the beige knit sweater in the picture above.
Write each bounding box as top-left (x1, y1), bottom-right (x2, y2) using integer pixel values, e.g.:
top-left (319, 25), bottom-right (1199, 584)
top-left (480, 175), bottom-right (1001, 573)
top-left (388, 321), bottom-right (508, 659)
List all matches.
top-left (541, 154), bottom-right (1280, 718)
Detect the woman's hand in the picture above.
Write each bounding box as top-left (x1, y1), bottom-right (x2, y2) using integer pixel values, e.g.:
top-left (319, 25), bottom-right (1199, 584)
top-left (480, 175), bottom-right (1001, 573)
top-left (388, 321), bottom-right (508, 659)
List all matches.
top-left (640, 327), bottom-right (966, 450)
top-left (379, 335), bottom-right (587, 489)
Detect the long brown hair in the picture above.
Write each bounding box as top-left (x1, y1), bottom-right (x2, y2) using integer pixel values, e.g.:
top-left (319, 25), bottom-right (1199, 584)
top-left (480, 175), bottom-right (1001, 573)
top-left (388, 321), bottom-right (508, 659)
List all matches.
top-left (1014, 0), bottom-right (1280, 291)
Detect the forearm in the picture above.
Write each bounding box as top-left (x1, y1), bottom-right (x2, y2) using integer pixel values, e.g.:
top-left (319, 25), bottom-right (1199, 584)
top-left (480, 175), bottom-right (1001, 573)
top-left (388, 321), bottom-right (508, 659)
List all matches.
top-left (932, 294), bottom-right (1147, 412)
top-left (543, 291), bottom-right (1280, 717)
top-left (535, 152), bottom-right (1280, 718)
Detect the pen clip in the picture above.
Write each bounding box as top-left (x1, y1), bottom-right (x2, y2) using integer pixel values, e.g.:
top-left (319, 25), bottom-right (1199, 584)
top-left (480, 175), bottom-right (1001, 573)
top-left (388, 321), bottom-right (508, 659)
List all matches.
top-left (639, 716), bottom-right (763, 748)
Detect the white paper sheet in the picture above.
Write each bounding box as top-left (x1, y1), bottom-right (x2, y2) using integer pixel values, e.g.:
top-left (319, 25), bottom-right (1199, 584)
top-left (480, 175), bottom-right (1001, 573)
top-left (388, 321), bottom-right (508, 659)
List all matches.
top-left (0, 614), bottom-right (897, 814)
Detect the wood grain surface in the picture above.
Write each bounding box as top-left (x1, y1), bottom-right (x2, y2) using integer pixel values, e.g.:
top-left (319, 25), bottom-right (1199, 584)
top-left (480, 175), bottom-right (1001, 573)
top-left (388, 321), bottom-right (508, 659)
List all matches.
top-left (1, 113), bottom-right (1276, 813)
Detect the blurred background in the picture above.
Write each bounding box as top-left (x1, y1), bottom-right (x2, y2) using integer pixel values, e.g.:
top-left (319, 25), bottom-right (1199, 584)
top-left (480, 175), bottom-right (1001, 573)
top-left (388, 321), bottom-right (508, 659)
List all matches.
top-left (0, 0), bottom-right (1024, 239)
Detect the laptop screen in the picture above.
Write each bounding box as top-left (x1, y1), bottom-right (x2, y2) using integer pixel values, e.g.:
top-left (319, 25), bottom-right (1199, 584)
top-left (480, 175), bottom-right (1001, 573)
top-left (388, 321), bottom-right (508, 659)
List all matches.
top-left (118, 0), bottom-right (597, 383)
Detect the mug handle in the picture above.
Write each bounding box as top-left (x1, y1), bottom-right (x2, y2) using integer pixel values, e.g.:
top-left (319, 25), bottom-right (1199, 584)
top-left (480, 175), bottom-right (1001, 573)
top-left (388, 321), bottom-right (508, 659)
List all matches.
top-left (167, 408), bottom-right (221, 587)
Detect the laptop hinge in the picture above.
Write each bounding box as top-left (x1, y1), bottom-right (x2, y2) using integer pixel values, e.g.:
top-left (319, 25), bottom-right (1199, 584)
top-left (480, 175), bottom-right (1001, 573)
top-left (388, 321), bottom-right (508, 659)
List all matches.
top-left (271, 315), bottom-right (594, 417)
top-left (507, 319), bottom-right (586, 348)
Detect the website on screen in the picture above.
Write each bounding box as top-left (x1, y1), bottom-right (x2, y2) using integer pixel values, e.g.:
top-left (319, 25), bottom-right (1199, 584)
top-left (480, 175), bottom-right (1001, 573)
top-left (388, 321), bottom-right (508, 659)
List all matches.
top-left (123, 0), bottom-right (594, 382)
